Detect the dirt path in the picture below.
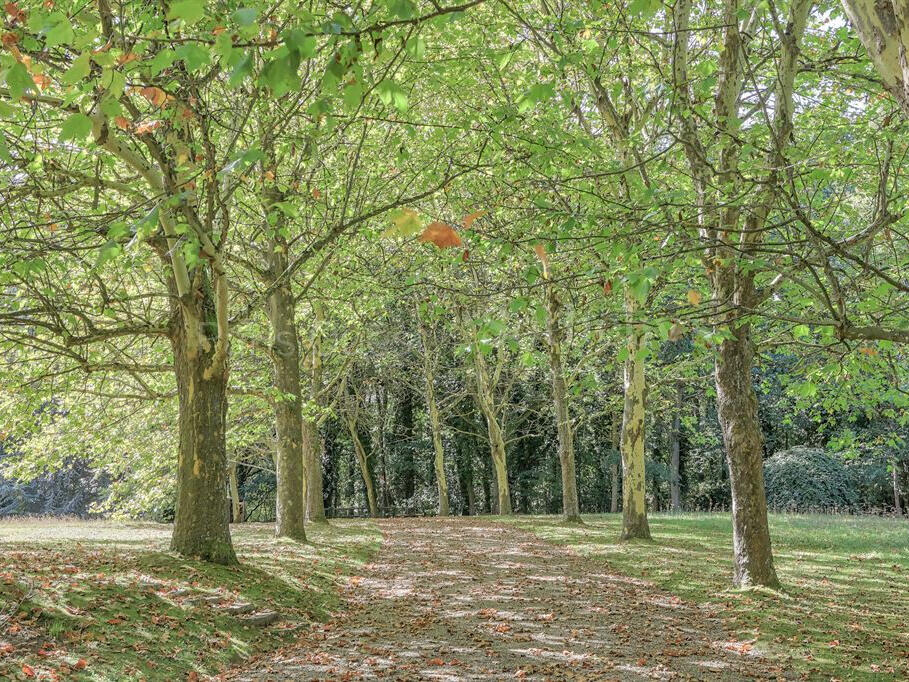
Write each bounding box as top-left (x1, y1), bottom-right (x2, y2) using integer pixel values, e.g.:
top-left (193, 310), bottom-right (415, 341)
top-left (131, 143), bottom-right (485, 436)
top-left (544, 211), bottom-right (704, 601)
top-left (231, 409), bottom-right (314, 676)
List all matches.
top-left (229, 518), bottom-right (786, 681)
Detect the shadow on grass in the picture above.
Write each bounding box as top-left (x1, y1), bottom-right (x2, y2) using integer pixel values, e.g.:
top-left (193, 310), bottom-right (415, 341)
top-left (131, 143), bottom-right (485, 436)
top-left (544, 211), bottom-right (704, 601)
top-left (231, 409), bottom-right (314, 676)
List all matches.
top-left (0, 520), bottom-right (380, 681)
top-left (504, 512), bottom-right (909, 681)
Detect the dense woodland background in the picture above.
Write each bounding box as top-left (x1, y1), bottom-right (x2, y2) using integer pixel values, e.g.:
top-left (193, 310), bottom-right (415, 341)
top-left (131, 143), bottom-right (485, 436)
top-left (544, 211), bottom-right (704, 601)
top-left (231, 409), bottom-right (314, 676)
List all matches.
top-left (0, 0), bottom-right (907, 587)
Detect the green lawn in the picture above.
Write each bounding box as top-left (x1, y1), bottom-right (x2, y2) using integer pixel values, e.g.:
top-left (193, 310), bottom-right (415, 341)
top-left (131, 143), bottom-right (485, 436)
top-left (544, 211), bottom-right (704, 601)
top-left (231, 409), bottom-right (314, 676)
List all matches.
top-left (505, 513), bottom-right (909, 681)
top-left (0, 519), bottom-right (379, 681)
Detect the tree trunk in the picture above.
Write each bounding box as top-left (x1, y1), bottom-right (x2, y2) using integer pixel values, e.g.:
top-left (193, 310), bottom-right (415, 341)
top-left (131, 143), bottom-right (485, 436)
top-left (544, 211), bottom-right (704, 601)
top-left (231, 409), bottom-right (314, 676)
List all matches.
top-left (427, 386), bottom-right (450, 515)
top-left (715, 316), bottom-right (780, 588)
top-left (302, 419), bottom-right (326, 523)
top-left (841, 1), bottom-right (909, 115)
top-left (419, 320), bottom-right (450, 515)
top-left (345, 414), bottom-right (379, 517)
top-left (487, 417), bottom-right (511, 515)
top-left (543, 270), bottom-right (581, 523)
top-left (170, 323), bottom-right (237, 565)
top-left (893, 459), bottom-right (903, 515)
top-left (266, 255), bottom-right (307, 542)
top-left (228, 460), bottom-right (242, 523)
top-left (472, 350), bottom-right (512, 515)
top-left (610, 412), bottom-right (620, 513)
top-left (302, 315), bottom-right (327, 523)
top-left (670, 383), bottom-right (683, 513)
top-left (620, 293), bottom-right (650, 540)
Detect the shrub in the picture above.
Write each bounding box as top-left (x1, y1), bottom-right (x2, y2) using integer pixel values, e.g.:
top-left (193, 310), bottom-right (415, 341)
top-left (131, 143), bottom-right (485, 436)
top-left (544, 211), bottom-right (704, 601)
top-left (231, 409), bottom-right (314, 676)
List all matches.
top-left (764, 447), bottom-right (860, 512)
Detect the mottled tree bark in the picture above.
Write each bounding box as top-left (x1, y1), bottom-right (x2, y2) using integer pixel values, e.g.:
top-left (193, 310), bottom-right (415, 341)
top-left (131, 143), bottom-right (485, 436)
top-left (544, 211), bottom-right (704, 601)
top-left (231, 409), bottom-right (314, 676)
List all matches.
top-left (170, 309), bottom-right (236, 564)
top-left (620, 293), bottom-right (650, 540)
top-left (715, 313), bottom-right (779, 588)
top-left (265, 238), bottom-right (307, 542)
top-left (841, 1), bottom-right (909, 114)
top-left (540, 259), bottom-right (581, 523)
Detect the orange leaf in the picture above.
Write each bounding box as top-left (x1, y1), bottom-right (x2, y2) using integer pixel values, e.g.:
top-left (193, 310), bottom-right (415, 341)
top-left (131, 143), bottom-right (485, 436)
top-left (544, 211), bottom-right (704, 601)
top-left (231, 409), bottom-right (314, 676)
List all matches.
top-left (113, 116), bottom-right (131, 130)
top-left (428, 658), bottom-right (444, 666)
top-left (533, 243), bottom-right (549, 266)
top-left (22, 664), bottom-right (35, 678)
top-left (134, 120), bottom-right (162, 135)
top-left (462, 209), bottom-right (487, 229)
top-left (117, 52), bottom-right (139, 65)
top-left (4, 2), bottom-right (26, 21)
top-left (494, 624), bottom-right (511, 633)
top-left (311, 188), bottom-right (321, 199)
top-left (858, 346), bottom-right (878, 356)
top-left (74, 659), bottom-right (88, 670)
top-left (419, 222), bottom-right (463, 249)
top-left (2, 32), bottom-right (18, 47)
top-left (139, 86), bottom-right (169, 108)
top-left (603, 279), bottom-right (613, 295)
top-left (461, 249), bottom-right (469, 262)
top-left (32, 73), bottom-right (50, 90)
top-left (687, 289), bottom-right (702, 305)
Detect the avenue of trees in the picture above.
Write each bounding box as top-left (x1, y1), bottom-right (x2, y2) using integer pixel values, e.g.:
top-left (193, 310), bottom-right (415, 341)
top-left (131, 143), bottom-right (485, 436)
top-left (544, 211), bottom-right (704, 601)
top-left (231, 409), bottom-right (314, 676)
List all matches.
top-left (1, 0), bottom-right (907, 588)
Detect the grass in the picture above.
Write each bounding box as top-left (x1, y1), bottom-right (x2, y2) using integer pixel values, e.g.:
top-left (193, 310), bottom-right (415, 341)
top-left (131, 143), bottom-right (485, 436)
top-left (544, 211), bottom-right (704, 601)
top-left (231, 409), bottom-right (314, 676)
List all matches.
top-left (0, 519), bottom-right (380, 681)
top-left (504, 513), bottom-right (909, 681)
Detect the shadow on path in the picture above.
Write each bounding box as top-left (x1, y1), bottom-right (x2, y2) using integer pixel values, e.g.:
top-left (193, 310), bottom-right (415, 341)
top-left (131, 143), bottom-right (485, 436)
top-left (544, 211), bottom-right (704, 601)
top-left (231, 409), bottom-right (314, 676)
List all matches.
top-left (228, 517), bottom-right (787, 680)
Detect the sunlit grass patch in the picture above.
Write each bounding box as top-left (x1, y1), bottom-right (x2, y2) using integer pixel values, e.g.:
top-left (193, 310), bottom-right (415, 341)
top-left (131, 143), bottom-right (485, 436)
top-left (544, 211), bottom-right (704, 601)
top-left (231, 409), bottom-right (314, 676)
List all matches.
top-left (0, 520), bottom-right (380, 680)
top-left (505, 513), bottom-right (909, 681)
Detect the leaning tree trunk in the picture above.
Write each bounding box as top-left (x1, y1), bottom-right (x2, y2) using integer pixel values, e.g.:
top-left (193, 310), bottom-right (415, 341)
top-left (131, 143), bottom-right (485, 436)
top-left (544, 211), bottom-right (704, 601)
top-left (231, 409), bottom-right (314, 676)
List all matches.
top-left (714, 280), bottom-right (779, 587)
top-left (670, 384), bottom-right (683, 513)
top-left (228, 461), bottom-right (242, 523)
top-left (620, 293), bottom-right (651, 540)
top-left (266, 256), bottom-right (307, 542)
top-left (345, 414), bottom-right (379, 518)
top-left (170, 313), bottom-right (237, 565)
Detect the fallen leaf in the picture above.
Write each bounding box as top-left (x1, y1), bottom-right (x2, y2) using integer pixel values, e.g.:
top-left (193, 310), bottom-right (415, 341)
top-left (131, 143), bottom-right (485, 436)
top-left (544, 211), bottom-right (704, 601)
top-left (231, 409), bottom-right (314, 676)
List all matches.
top-left (687, 289), bottom-right (702, 305)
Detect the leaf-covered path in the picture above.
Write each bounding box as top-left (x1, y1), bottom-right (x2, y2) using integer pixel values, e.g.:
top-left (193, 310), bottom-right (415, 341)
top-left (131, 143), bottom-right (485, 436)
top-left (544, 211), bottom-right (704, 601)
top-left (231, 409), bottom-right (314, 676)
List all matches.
top-left (230, 518), bottom-right (785, 680)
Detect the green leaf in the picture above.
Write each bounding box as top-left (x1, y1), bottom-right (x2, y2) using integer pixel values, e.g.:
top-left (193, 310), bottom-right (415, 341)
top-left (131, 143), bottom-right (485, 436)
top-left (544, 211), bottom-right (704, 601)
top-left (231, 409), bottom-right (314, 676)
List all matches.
top-left (176, 44), bottom-right (211, 72)
top-left (0, 134), bottom-right (12, 164)
top-left (517, 83), bottom-right (554, 113)
top-left (387, 0), bottom-right (417, 19)
top-left (376, 80), bottom-right (408, 112)
top-left (284, 29), bottom-right (317, 59)
top-left (228, 52), bottom-right (253, 86)
top-left (43, 12), bottom-right (74, 47)
top-left (232, 7), bottom-right (258, 26)
top-left (5, 61), bottom-right (32, 101)
top-left (59, 113), bottom-right (93, 142)
top-left (63, 52), bottom-right (92, 85)
top-left (168, 0), bottom-right (206, 24)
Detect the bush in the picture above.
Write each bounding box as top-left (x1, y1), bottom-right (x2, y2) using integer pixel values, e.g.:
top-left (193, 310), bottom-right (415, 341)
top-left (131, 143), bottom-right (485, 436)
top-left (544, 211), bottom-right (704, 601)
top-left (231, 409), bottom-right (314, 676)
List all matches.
top-left (764, 447), bottom-right (859, 512)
